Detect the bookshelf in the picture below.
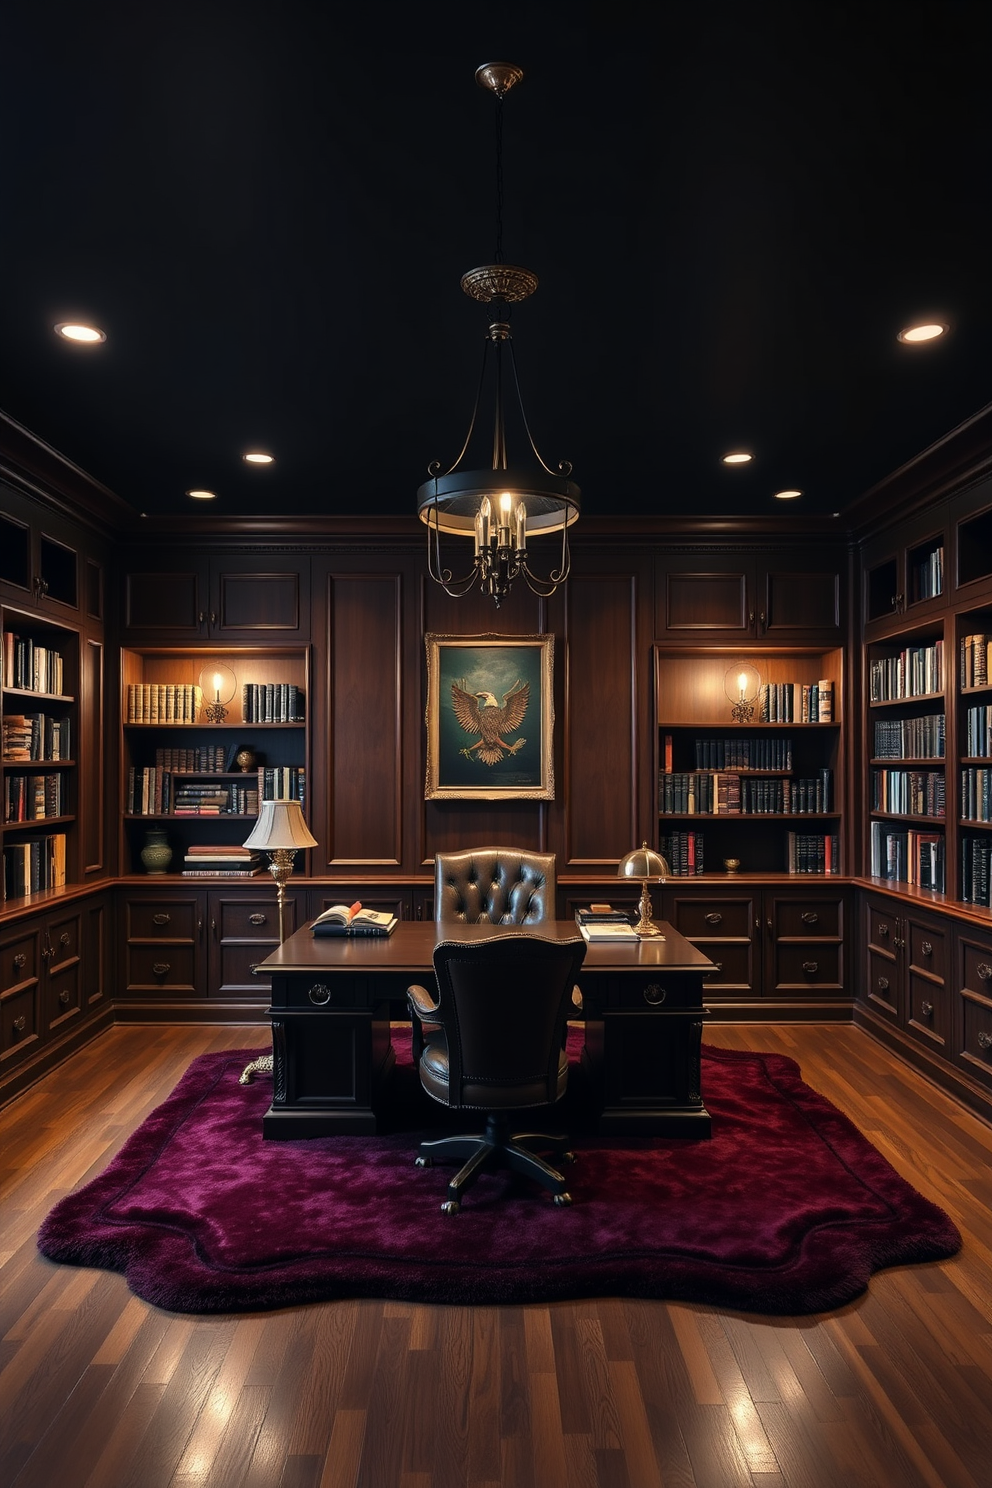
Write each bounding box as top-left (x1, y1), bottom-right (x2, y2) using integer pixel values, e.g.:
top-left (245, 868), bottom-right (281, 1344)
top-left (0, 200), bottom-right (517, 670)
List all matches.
top-left (1, 608), bottom-right (78, 902)
top-left (120, 647), bottom-right (311, 876)
top-left (653, 646), bottom-right (844, 877)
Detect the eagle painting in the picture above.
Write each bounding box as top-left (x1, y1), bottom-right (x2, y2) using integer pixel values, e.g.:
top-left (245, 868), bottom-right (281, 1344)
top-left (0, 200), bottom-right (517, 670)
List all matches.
top-left (451, 678), bottom-right (529, 766)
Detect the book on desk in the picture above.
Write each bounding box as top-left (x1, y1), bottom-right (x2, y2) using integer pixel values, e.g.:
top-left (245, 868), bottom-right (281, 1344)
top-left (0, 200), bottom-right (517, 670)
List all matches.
top-left (311, 901), bottom-right (398, 937)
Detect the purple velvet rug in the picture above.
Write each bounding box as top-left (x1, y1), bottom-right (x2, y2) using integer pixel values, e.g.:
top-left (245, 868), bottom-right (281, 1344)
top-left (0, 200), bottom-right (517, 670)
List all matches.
top-left (37, 1032), bottom-right (960, 1314)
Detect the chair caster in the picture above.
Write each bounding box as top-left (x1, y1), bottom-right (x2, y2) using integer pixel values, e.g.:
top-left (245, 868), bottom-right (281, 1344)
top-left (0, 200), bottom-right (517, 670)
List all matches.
top-left (553, 1192), bottom-right (573, 1207)
top-left (415, 1155), bottom-right (432, 1167)
top-left (562, 1150), bottom-right (577, 1164)
top-left (441, 1199), bottom-right (461, 1215)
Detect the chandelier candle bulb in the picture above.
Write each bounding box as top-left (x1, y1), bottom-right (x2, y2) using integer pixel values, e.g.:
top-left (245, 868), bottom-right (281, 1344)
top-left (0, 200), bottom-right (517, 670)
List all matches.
top-left (516, 500), bottom-right (527, 552)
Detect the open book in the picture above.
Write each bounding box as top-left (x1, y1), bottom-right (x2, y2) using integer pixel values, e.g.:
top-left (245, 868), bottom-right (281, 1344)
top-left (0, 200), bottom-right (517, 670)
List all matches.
top-left (577, 921), bottom-right (640, 942)
top-left (311, 901), bottom-right (398, 937)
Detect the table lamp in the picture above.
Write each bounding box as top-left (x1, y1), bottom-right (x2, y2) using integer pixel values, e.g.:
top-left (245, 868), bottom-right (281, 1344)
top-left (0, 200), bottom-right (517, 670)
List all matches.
top-left (243, 797), bottom-right (317, 943)
top-left (618, 841), bottom-right (670, 937)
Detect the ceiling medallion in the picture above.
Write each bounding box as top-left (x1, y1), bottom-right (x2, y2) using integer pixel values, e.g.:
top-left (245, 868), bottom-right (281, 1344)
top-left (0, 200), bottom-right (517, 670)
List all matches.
top-left (417, 62), bottom-right (580, 607)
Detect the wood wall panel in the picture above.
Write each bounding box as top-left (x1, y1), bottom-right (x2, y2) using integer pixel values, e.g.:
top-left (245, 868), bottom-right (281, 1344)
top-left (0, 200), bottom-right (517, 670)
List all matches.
top-left (563, 571), bottom-right (638, 867)
top-left (324, 572), bottom-right (402, 867)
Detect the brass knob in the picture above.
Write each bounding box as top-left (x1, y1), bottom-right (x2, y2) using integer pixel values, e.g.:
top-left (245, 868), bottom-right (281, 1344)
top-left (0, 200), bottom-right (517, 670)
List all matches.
top-left (309, 984), bottom-right (332, 1006)
top-left (878, 976), bottom-right (889, 991)
top-left (978, 1032), bottom-right (992, 1050)
top-left (801, 911), bottom-right (819, 926)
top-left (921, 940), bottom-right (932, 957)
top-left (920, 1000), bottom-right (933, 1018)
top-left (152, 962), bottom-right (170, 976)
top-left (13, 1016), bottom-right (26, 1033)
top-left (802, 961), bottom-right (818, 975)
top-left (642, 983), bottom-right (666, 1006)
top-left (152, 913), bottom-right (171, 926)
top-left (13, 952), bottom-right (26, 969)
top-left (59, 989), bottom-right (70, 1005)
top-left (59, 931), bottom-right (70, 948)
top-left (878, 924), bottom-right (889, 938)
top-left (977, 963), bottom-right (992, 982)
top-left (249, 913), bottom-right (267, 926)
top-left (704, 912), bottom-right (722, 926)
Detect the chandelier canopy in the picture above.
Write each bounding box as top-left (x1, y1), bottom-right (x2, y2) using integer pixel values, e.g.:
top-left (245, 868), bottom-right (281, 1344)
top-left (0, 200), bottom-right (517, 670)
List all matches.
top-left (418, 62), bottom-right (580, 607)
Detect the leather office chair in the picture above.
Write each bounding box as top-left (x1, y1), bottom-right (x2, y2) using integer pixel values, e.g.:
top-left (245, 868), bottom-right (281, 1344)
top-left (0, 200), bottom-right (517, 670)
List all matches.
top-left (434, 846), bottom-right (556, 925)
top-left (409, 933), bottom-right (587, 1214)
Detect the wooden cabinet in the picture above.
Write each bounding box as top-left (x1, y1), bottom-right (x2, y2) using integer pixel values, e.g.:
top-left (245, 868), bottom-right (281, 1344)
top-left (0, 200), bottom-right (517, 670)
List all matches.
top-left (121, 553), bottom-right (310, 641)
top-left (656, 552), bottom-right (843, 642)
top-left (954, 928), bottom-right (992, 1093)
top-left (859, 894), bottom-right (949, 1053)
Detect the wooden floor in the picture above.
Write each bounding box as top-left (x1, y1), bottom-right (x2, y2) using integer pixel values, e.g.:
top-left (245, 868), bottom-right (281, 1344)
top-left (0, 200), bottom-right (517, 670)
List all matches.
top-left (1, 1022), bottom-right (990, 1488)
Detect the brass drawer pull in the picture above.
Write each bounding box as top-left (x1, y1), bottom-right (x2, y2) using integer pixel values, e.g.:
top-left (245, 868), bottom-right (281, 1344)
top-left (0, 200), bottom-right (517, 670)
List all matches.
top-left (249, 913), bottom-right (267, 926)
top-left (920, 1000), bottom-right (933, 1018)
top-left (309, 984), bottom-right (332, 1006)
top-left (59, 931), bottom-right (71, 948)
top-left (802, 961), bottom-right (818, 975)
top-left (704, 912), bottom-right (722, 926)
top-left (877, 976), bottom-right (889, 991)
top-left (13, 1016), bottom-right (26, 1033)
top-left (59, 989), bottom-right (70, 1005)
top-left (152, 962), bottom-right (171, 976)
top-left (977, 963), bottom-right (992, 982)
top-left (642, 983), bottom-right (666, 1006)
top-left (152, 913), bottom-right (171, 926)
top-left (978, 1032), bottom-right (992, 1050)
top-left (921, 940), bottom-right (932, 957)
top-left (13, 952), bottom-right (27, 969)
top-left (877, 924), bottom-right (889, 938)
top-left (801, 911), bottom-right (819, 926)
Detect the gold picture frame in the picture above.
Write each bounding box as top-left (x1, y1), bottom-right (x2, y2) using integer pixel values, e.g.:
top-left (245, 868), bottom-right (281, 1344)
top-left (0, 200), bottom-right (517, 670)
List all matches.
top-left (424, 634), bottom-right (555, 800)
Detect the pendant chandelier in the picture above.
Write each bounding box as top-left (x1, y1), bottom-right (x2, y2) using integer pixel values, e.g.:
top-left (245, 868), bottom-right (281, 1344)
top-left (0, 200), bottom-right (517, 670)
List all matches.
top-left (417, 62), bottom-right (580, 608)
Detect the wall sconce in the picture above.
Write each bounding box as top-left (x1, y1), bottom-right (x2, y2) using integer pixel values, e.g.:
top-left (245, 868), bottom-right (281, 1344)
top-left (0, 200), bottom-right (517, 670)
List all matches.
top-left (724, 662), bottom-right (761, 723)
top-left (617, 841), bottom-right (670, 938)
top-left (198, 663), bottom-right (237, 723)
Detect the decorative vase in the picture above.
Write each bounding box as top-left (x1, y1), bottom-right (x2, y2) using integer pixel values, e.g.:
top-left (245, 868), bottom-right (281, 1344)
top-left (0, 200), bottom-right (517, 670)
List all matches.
top-left (234, 747), bottom-right (258, 773)
top-left (140, 828), bottom-right (173, 875)
top-left (723, 858), bottom-right (741, 875)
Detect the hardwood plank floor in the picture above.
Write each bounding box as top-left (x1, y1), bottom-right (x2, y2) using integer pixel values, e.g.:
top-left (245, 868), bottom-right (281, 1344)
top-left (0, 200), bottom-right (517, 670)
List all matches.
top-left (1, 1022), bottom-right (989, 1488)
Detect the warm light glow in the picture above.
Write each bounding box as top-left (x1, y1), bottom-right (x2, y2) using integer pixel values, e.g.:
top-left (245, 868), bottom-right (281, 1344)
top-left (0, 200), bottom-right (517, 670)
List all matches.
top-left (737, 672), bottom-right (749, 697)
top-left (54, 323), bottom-right (106, 343)
top-left (774, 489), bottom-right (802, 500)
top-left (187, 489), bottom-right (216, 500)
top-left (722, 452), bottom-right (753, 465)
top-left (212, 673), bottom-right (224, 693)
top-left (499, 492), bottom-right (513, 515)
top-left (243, 452), bottom-right (274, 464)
top-left (897, 322), bottom-right (947, 344)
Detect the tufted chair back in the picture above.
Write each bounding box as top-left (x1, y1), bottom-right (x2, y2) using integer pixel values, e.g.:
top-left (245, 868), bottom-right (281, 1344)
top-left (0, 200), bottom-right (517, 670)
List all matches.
top-left (435, 847), bottom-right (556, 925)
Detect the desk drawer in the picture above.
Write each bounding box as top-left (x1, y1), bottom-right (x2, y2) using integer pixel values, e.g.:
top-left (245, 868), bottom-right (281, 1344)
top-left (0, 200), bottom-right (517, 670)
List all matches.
top-left (127, 945), bottom-right (197, 993)
top-left (598, 971), bottom-right (701, 1011)
top-left (273, 973), bottom-right (372, 1010)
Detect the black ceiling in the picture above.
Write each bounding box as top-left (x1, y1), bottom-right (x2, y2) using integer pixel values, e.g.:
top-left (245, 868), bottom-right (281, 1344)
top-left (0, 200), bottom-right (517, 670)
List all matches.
top-left (2, 0), bottom-right (990, 524)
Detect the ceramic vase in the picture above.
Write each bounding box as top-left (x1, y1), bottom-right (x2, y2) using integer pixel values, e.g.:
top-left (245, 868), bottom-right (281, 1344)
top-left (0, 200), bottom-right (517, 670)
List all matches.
top-left (140, 827), bottom-right (173, 875)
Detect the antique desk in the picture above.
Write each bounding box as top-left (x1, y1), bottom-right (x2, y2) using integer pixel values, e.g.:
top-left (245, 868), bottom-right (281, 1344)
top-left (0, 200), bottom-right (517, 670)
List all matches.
top-left (256, 920), bottom-right (714, 1139)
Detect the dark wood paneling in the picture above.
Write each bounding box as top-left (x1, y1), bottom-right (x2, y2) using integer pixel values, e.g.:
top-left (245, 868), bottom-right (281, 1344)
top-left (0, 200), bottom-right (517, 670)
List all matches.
top-left (325, 572), bottom-right (402, 867)
top-left (564, 571), bottom-right (637, 867)
top-left (124, 567), bottom-right (204, 632)
top-left (764, 567), bottom-right (840, 632)
top-left (216, 568), bottom-right (303, 632)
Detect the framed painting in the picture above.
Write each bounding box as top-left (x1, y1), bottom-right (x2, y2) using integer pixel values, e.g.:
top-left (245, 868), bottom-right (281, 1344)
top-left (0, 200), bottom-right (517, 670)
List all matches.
top-left (424, 634), bottom-right (555, 800)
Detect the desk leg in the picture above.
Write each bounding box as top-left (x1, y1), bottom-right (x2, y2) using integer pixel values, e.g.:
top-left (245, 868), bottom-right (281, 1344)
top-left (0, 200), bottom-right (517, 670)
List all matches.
top-left (582, 1012), bottom-right (711, 1137)
top-left (263, 1010), bottom-right (395, 1138)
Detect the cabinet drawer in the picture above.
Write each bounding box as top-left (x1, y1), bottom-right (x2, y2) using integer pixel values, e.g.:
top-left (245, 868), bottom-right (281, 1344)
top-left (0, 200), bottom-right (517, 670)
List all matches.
top-left (215, 899), bottom-right (282, 939)
top-left (670, 896), bottom-right (754, 940)
top-left (774, 897), bottom-right (843, 938)
top-left (959, 942), bottom-right (992, 999)
top-left (960, 993), bottom-right (992, 1087)
top-left (907, 975), bottom-right (946, 1049)
top-left (47, 963), bottom-right (81, 1029)
top-left (127, 945), bottom-right (198, 992)
top-left (46, 913), bottom-right (80, 969)
top-left (603, 971), bottom-right (701, 1011)
top-left (1, 981), bottom-right (39, 1063)
top-left (127, 899), bottom-right (199, 941)
top-left (773, 942), bottom-right (843, 992)
top-left (1, 931), bottom-right (38, 992)
top-left (274, 973), bottom-right (372, 1010)
top-left (216, 943), bottom-right (275, 996)
top-left (698, 941), bottom-right (754, 992)
top-left (867, 902), bottom-right (899, 955)
top-left (908, 922), bottom-right (945, 982)
top-left (867, 950), bottom-right (899, 1020)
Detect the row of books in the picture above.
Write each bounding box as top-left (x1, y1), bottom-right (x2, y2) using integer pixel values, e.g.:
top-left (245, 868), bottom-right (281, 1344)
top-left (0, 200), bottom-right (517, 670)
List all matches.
top-left (960, 633), bottom-right (992, 688)
top-left (960, 768), bottom-right (992, 824)
top-left (786, 832), bottom-right (840, 874)
top-left (126, 684), bottom-right (203, 723)
top-left (242, 683), bottom-right (306, 722)
top-left (2, 713), bottom-right (71, 762)
top-left (2, 633), bottom-right (65, 695)
top-left (872, 713), bottom-right (945, 760)
top-left (961, 836), bottom-right (992, 907)
top-left (659, 769), bottom-right (831, 815)
top-left (127, 765), bottom-right (305, 814)
top-left (2, 833), bottom-right (67, 900)
top-left (759, 681), bottom-right (833, 723)
top-left (869, 822), bottom-right (945, 889)
top-left (3, 773), bottom-right (65, 822)
top-left (869, 641), bottom-right (944, 701)
top-left (675, 736), bottom-right (795, 771)
top-left (658, 831), bottom-right (705, 875)
top-left (910, 544), bottom-right (943, 603)
top-left (180, 845), bottom-right (263, 877)
top-left (870, 769), bottom-right (946, 818)
top-left (153, 745), bottom-right (229, 772)
top-left (964, 705), bottom-right (992, 759)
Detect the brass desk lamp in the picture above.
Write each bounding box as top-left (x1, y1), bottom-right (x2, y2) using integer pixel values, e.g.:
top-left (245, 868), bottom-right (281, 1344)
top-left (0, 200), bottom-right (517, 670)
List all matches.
top-left (618, 841), bottom-right (670, 938)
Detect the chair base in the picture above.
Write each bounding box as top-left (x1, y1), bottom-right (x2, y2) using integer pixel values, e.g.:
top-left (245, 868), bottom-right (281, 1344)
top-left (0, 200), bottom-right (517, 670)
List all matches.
top-left (416, 1112), bottom-right (575, 1212)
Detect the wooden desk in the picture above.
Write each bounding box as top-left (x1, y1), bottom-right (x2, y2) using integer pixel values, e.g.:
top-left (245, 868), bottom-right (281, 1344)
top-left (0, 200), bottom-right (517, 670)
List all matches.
top-left (257, 920), bottom-right (714, 1139)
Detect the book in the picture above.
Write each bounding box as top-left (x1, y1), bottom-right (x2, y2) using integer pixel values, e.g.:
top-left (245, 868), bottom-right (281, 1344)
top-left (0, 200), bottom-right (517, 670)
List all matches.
top-left (311, 902), bottom-right (398, 937)
top-left (575, 907), bottom-right (632, 925)
top-left (578, 921), bottom-right (639, 942)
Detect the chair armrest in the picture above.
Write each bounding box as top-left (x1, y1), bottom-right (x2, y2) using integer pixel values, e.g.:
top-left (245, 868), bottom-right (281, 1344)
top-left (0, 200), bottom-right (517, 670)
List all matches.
top-left (407, 982), bottom-right (440, 1019)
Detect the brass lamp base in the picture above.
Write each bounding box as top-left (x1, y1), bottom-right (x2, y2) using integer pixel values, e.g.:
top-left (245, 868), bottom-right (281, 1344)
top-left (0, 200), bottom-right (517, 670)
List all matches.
top-left (633, 881), bottom-right (663, 937)
top-left (266, 848), bottom-right (296, 943)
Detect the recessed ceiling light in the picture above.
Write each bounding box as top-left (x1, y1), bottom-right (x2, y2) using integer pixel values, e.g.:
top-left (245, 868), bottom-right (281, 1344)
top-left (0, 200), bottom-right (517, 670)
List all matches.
top-left (54, 322), bottom-right (106, 343)
top-left (722, 452), bottom-right (753, 465)
top-left (187, 489), bottom-right (217, 500)
top-left (243, 452), bottom-right (274, 465)
top-left (897, 322), bottom-right (948, 344)
top-left (774, 489), bottom-right (802, 500)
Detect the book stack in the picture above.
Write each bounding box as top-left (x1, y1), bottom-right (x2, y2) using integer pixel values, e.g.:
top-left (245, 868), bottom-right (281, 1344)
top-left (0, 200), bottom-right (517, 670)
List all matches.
top-left (126, 683), bottom-right (203, 723)
top-left (660, 830), bottom-right (705, 875)
top-left (3, 773), bottom-right (63, 822)
top-left (960, 633), bottom-right (992, 688)
top-left (180, 845), bottom-right (263, 877)
top-left (2, 833), bottom-right (66, 899)
top-left (2, 633), bottom-right (65, 694)
top-left (172, 782), bottom-right (231, 815)
top-left (155, 745), bottom-right (228, 772)
top-left (786, 832), bottom-right (840, 875)
top-left (258, 765), bottom-right (306, 805)
top-left (242, 683), bottom-right (306, 722)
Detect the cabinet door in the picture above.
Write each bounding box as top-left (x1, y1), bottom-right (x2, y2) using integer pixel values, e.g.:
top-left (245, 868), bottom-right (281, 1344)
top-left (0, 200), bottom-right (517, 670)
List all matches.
top-left (207, 890), bottom-right (304, 996)
top-left (0, 486), bottom-right (81, 615)
top-left (863, 897), bottom-right (900, 1022)
top-left (656, 559), bottom-right (751, 639)
top-left (758, 565), bottom-right (842, 640)
top-left (211, 557), bottom-right (310, 640)
top-left (664, 890), bottom-right (758, 996)
top-left (765, 890), bottom-right (846, 997)
top-left (123, 892), bottom-right (205, 997)
top-left (0, 923), bottom-right (41, 1071)
top-left (122, 561), bottom-right (208, 637)
top-left (43, 907), bottom-right (82, 1032)
top-left (955, 933), bottom-right (992, 1091)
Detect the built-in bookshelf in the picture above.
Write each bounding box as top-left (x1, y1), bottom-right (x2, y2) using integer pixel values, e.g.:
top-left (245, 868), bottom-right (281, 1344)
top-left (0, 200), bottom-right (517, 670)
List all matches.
top-left (653, 647), bottom-right (844, 877)
top-left (958, 610), bottom-right (992, 907)
top-left (1, 609), bottom-right (77, 901)
top-left (120, 647), bottom-right (311, 875)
